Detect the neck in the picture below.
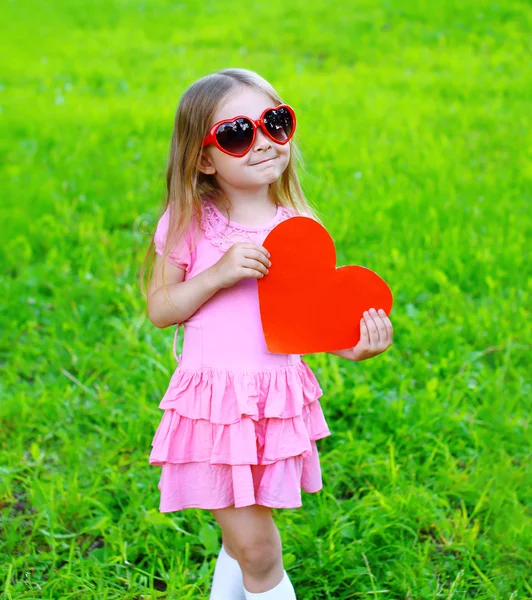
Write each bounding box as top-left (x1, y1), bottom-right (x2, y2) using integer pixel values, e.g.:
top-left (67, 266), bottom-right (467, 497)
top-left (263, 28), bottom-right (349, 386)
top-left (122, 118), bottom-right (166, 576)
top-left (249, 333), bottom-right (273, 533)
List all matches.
top-left (212, 182), bottom-right (276, 217)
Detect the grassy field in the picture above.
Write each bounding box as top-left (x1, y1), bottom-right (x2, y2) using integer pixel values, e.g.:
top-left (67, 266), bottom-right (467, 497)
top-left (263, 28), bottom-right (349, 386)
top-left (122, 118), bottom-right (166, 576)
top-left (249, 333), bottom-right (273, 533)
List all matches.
top-left (1, 0), bottom-right (530, 598)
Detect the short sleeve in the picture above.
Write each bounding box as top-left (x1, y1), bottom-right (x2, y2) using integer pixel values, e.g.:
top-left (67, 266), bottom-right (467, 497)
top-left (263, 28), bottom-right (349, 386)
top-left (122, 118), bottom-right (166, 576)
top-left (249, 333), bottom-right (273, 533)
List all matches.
top-left (153, 207), bottom-right (193, 271)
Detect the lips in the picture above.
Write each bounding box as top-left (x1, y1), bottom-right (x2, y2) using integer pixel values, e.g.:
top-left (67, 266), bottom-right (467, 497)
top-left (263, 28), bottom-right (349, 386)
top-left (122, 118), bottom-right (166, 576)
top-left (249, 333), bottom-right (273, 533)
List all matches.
top-left (250, 157), bottom-right (276, 166)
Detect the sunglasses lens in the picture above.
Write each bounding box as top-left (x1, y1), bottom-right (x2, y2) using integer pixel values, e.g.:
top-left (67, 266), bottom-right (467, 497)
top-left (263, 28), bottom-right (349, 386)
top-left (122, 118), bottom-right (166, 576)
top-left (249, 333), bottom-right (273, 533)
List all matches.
top-left (215, 118), bottom-right (254, 155)
top-left (263, 107), bottom-right (294, 143)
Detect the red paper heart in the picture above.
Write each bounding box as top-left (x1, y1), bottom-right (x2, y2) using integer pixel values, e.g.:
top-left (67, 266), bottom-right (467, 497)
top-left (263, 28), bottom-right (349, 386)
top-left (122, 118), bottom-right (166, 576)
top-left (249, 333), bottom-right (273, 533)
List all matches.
top-left (258, 216), bottom-right (393, 354)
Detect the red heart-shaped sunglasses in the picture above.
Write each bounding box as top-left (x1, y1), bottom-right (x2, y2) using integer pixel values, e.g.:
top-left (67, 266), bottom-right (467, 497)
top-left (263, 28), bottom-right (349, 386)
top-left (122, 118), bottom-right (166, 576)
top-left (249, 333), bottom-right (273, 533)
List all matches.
top-left (202, 104), bottom-right (296, 157)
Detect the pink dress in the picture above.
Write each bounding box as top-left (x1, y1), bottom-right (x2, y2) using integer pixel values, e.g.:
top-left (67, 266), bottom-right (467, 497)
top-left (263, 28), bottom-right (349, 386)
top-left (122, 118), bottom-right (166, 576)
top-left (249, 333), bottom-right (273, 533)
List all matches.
top-left (149, 196), bottom-right (331, 511)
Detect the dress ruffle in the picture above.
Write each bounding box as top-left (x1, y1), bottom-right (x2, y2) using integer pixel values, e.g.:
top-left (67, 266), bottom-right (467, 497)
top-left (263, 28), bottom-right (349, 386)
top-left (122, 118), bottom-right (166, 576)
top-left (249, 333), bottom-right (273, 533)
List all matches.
top-left (149, 360), bottom-right (331, 510)
top-left (155, 359), bottom-right (324, 424)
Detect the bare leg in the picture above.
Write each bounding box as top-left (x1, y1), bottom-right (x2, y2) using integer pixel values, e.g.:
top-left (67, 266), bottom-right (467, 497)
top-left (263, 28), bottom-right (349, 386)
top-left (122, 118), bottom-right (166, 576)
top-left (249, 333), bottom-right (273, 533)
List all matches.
top-left (210, 505), bottom-right (285, 593)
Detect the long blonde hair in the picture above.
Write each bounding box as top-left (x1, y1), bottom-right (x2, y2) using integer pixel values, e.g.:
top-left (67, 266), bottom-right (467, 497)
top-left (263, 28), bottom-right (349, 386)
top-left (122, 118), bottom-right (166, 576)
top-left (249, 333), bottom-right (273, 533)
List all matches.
top-left (139, 67), bottom-right (322, 303)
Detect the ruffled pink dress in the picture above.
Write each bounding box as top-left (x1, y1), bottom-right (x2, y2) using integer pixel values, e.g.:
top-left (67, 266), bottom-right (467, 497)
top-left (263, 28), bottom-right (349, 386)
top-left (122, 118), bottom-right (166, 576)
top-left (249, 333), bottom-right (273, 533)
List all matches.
top-left (149, 196), bottom-right (331, 511)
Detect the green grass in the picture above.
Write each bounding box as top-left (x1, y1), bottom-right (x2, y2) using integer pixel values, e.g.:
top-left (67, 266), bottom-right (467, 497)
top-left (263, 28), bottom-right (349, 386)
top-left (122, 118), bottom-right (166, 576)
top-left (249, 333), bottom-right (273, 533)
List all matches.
top-left (1, 0), bottom-right (530, 598)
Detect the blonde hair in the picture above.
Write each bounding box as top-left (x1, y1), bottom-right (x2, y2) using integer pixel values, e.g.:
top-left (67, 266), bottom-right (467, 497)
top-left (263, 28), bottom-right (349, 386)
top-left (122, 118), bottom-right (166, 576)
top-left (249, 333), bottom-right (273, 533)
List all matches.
top-left (139, 67), bottom-right (323, 303)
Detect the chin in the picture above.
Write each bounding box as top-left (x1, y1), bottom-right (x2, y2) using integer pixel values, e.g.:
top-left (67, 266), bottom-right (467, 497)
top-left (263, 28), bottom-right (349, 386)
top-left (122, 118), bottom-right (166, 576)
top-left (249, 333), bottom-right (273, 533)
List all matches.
top-left (265, 172), bottom-right (282, 184)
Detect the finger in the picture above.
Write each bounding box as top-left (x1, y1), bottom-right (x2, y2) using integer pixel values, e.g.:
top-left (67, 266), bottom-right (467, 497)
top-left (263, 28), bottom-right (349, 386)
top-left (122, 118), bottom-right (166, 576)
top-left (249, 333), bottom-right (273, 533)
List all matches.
top-left (373, 311), bottom-right (388, 345)
top-left (364, 311), bottom-right (377, 348)
top-left (238, 242), bottom-right (270, 258)
top-left (243, 243), bottom-right (271, 260)
top-left (243, 248), bottom-right (272, 267)
top-left (242, 258), bottom-right (269, 275)
top-left (364, 310), bottom-right (380, 346)
top-left (369, 308), bottom-right (387, 345)
top-left (359, 317), bottom-right (370, 345)
top-left (377, 309), bottom-right (393, 344)
top-left (241, 266), bottom-right (266, 278)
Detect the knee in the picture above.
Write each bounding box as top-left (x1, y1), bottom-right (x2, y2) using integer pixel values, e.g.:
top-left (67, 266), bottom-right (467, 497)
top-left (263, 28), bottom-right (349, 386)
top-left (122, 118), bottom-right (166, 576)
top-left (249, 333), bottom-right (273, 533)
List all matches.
top-left (237, 538), bottom-right (281, 575)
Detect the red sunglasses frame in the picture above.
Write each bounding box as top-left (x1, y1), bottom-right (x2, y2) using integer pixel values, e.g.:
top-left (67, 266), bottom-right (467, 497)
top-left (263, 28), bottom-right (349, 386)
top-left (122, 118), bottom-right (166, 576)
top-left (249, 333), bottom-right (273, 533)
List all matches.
top-left (202, 104), bottom-right (297, 157)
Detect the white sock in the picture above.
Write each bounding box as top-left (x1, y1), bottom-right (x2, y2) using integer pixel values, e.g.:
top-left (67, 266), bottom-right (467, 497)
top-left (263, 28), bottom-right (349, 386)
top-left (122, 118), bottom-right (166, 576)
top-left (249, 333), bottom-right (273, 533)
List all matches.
top-left (244, 569), bottom-right (297, 599)
top-left (209, 544), bottom-right (246, 600)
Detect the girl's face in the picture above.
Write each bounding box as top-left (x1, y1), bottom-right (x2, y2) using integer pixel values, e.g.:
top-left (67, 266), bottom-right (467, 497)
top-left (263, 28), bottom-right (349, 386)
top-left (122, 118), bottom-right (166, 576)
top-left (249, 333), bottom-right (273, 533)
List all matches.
top-left (197, 87), bottom-right (291, 192)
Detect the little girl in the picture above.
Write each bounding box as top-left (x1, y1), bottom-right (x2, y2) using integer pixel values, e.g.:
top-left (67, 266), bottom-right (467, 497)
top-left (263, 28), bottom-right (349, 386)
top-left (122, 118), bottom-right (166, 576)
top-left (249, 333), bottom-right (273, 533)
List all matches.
top-left (141, 68), bottom-right (393, 600)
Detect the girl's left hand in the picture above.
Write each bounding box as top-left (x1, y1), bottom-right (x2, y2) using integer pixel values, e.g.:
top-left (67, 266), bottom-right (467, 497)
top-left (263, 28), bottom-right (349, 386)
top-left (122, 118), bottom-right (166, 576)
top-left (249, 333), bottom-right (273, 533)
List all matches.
top-left (344, 307), bottom-right (393, 361)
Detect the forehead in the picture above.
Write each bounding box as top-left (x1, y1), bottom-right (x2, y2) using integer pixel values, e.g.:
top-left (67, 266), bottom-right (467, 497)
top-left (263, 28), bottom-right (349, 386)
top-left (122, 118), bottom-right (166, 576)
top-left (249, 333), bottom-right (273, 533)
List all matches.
top-left (212, 86), bottom-right (276, 123)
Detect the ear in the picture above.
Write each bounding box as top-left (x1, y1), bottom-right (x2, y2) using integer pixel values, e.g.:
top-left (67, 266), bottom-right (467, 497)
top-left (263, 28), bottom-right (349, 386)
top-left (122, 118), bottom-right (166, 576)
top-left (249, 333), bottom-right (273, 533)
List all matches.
top-left (197, 151), bottom-right (216, 175)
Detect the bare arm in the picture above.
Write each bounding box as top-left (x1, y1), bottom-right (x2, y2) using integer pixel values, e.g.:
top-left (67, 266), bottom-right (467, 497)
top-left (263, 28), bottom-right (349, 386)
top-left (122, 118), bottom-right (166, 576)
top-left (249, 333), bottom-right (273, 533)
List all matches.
top-left (147, 255), bottom-right (222, 328)
top-left (326, 349), bottom-right (354, 359)
top-left (147, 242), bottom-right (271, 329)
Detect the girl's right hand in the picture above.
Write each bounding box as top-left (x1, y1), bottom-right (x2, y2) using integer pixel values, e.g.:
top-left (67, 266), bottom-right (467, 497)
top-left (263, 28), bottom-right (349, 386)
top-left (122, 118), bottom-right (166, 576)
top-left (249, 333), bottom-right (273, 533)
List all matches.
top-left (210, 242), bottom-right (272, 289)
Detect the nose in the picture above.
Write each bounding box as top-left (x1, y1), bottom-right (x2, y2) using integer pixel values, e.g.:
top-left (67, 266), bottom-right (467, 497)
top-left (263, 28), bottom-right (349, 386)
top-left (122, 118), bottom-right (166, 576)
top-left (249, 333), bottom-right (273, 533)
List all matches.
top-left (253, 126), bottom-right (272, 151)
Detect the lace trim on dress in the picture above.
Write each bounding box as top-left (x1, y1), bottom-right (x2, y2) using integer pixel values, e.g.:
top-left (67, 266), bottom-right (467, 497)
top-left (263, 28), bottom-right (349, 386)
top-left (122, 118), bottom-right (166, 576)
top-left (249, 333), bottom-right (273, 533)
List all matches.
top-left (200, 199), bottom-right (295, 252)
